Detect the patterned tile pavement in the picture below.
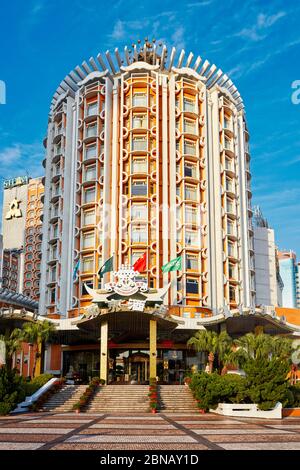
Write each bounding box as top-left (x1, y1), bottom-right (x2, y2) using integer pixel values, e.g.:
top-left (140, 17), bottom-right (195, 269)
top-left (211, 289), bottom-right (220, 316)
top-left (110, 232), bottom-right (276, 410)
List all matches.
top-left (0, 412), bottom-right (300, 450)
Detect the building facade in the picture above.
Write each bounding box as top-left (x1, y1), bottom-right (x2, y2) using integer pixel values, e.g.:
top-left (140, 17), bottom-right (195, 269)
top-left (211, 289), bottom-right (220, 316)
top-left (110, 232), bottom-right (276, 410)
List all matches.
top-left (253, 206), bottom-right (283, 307)
top-left (1, 176), bottom-right (44, 300)
top-left (39, 41), bottom-right (255, 322)
top-left (278, 250), bottom-right (297, 308)
top-left (295, 262), bottom-right (300, 309)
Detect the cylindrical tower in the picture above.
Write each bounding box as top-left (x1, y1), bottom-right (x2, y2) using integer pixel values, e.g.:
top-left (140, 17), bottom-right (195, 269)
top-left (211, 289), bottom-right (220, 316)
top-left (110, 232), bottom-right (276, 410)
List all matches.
top-left (39, 42), bottom-right (255, 319)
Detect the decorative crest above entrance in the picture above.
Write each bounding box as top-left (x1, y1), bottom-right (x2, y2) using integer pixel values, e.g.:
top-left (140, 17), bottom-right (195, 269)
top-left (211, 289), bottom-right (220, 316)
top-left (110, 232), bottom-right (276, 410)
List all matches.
top-left (105, 264), bottom-right (148, 297)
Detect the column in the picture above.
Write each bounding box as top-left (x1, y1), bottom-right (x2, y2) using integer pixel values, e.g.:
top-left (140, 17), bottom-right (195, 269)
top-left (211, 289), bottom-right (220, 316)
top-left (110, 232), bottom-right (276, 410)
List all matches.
top-left (100, 321), bottom-right (108, 383)
top-left (34, 341), bottom-right (42, 377)
top-left (149, 319), bottom-right (157, 379)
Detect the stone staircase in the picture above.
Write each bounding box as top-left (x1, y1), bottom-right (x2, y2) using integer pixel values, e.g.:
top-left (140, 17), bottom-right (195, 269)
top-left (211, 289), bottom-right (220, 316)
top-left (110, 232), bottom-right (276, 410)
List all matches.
top-left (42, 385), bottom-right (87, 412)
top-left (158, 385), bottom-right (198, 413)
top-left (86, 385), bottom-right (149, 413)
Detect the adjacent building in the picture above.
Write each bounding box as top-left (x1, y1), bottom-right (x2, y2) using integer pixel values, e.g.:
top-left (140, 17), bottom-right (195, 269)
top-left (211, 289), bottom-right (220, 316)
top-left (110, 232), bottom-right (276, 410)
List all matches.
top-left (253, 206), bottom-right (283, 307)
top-left (278, 250), bottom-right (297, 308)
top-left (1, 176), bottom-right (44, 300)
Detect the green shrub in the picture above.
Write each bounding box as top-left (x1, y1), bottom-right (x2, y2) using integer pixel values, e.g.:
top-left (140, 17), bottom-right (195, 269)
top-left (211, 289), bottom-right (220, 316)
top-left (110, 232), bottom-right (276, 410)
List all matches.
top-left (24, 373), bottom-right (54, 396)
top-left (0, 367), bottom-right (26, 409)
top-left (0, 402), bottom-right (13, 415)
top-left (243, 358), bottom-right (290, 411)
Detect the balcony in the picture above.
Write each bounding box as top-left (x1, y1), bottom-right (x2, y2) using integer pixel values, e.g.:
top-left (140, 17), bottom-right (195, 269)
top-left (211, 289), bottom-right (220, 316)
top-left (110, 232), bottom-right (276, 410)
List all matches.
top-left (84, 125), bottom-right (98, 144)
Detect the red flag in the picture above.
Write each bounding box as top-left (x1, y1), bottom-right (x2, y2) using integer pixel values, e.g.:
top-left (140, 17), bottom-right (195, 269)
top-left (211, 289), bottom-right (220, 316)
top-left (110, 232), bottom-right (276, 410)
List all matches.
top-left (133, 252), bottom-right (147, 272)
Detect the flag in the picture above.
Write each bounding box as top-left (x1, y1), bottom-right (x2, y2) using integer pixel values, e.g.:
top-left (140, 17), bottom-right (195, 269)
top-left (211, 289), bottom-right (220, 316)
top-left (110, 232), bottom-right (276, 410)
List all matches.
top-left (133, 252), bottom-right (147, 272)
top-left (161, 256), bottom-right (182, 273)
top-left (73, 260), bottom-right (80, 281)
top-left (98, 255), bottom-right (114, 279)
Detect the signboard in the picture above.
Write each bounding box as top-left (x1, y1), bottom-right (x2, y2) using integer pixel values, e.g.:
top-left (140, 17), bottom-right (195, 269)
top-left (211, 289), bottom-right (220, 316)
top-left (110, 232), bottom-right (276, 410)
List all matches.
top-left (3, 176), bottom-right (29, 189)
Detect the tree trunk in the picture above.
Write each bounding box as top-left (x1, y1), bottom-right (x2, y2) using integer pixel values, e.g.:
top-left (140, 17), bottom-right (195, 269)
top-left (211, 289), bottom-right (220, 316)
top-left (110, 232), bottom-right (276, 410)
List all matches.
top-left (208, 352), bottom-right (214, 373)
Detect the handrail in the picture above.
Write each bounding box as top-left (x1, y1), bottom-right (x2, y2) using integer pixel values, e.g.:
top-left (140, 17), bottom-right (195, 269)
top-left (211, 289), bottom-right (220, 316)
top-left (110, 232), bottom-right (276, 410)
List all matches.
top-left (13, 378), bottom-right (59, 413)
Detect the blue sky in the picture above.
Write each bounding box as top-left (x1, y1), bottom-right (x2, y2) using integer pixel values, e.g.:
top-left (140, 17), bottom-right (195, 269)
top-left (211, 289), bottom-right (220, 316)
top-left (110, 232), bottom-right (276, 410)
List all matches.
top-left (0, 0), bottom-right (299, 253)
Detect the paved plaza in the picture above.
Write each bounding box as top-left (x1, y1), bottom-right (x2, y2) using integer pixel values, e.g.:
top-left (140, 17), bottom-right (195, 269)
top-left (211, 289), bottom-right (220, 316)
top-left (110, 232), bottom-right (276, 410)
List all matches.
top-left (0, 412), bottom-right (300, 450)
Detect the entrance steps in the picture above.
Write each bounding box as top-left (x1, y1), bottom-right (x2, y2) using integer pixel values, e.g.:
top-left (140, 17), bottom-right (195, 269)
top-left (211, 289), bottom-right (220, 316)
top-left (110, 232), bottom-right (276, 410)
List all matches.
top-left (41, 385), bottom-right (87, 412)
top-left (158, 385), bottom-right (198, 413)
top-left (86, 385), bottom-right (149, 413)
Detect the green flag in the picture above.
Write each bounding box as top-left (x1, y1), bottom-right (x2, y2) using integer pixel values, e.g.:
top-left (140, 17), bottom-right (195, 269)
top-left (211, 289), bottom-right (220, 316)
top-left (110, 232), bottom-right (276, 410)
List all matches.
top-left (98, 255), bottom-right (114, 279)
top-left (161, 256), bottom-right (182, 273)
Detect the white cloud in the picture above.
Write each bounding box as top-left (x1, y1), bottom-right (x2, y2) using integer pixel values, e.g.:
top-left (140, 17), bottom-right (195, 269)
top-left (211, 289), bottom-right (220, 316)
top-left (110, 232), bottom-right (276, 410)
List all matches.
top-left (0, 142), bottom-right (44, 176)
top-left (171, 26), bottom-right (185, 50)
top-left (110, 20), bottom-right (125, 41)
top-left (236, 10), bottom-right (286, 42)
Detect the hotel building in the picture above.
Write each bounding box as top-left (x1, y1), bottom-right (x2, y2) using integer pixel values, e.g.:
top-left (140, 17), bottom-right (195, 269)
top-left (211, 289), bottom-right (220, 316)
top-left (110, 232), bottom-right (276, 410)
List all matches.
top-left (39, 41), bottom-right (255, 320)
top-left (34, 41), bottom-right (263, 382)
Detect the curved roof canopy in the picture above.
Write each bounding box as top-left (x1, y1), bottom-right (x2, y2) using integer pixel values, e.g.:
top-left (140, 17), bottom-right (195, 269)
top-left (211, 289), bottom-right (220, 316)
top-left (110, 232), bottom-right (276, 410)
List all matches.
top-left (50, 41), bottom-right (244, 113)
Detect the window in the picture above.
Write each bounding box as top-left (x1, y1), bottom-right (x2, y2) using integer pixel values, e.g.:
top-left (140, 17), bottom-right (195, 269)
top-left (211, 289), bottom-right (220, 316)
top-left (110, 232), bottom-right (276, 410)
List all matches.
top-left (186, 254), bottom-right (198, 271)
top-left (185, 229), bottom-right (198, 246)
top-left (26, 263), bottom-right (33, 271)
top-left (185, 185), bottom-right (197, 201)
top-left (184, 162), bottom-right (197, 178)
top-left (26, 254), bottom-right (33, 260)
top-left (185, 206), bottom-right (198, 225)
top-left (225, 158), bottom-right (233, 171)
top-left (86, 123), bottom-right (97, 138)
top-left (132, 114), bottom-right (147, 129)
top-left (84, 187), bottom-right (96, 204)
top-left (131, 181), bottom-right (147, 196)
top-left (132, 158), bottom-right (147, 173)
top-left (226, 198), bottom-right (235, 214)
top-left (131, 224), bottom-right (147, 243)
top-left (228, 242), bottom-right (235, 257)
top-left (25, 273), bottom-right (31, 279)
top-left (82, 231), bottom-right (95, 249)
top-left (186, 279), bottom-right (199, 294)
top-left (55, 145), bottom-right (62, 156)
top-left (183, 98), bottom-right (195, 113)
top-left (50, 266), bottom-right (57, 282)
top-left (132, 137), bottom-right (147, 151)
top-left (53, 224), bottom-right (58, 238)
top-left (131, 204), bottom-right (147, 220)
top-left (224, 117), bottom-right (231, 130)
top-left (84, 145), bottom-right (97, 161)
top-left (226, 178), bottom-right (233, 192)
top-left (49, 288), bottom-right (56, 304)
top-left (53, 203), bottom-right (59, 217)
top-left (184, 119), bottom-right (196, 134)
top-left (81, 280), bottom-right (93, 296)
top-left (184, 140), bottom-right (196, 155)
top-left (228, 263), bottom-right (236, 279)
top-left (87, 101), bottom-right (98, 116)
top-left (132, 93), bottom-right (147, 107)
top-left (83, 210), bottom-right (95, 226)
top-left (50, 245), bottom-right (58, 260)
top-left (83, 165), bottom-right (96, 182)
top-left (224, 138), bottom-right (232, 151)
top-left (229, 285), bottom-right (236, 302)
top-left (82, 256), bottom-right (94, 273)
top-left (227, 220), bottom-right (234, 235)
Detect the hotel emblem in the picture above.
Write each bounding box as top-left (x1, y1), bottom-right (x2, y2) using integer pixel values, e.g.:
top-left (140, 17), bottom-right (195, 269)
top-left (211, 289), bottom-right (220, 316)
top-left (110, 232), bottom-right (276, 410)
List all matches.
top-left (105, 265), bottom-right (148, 297)
top-left (5, 198), bottom-right (22, 220)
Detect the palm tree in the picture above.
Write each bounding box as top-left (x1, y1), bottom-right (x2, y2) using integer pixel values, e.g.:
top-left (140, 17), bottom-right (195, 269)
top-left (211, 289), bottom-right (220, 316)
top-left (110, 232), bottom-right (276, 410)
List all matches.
top-left (187, 330), bottom-right (232, 373)
top-left (0, 328), bottom-right (23, 370)
top-left (21, 320), bottom-right (56, 378)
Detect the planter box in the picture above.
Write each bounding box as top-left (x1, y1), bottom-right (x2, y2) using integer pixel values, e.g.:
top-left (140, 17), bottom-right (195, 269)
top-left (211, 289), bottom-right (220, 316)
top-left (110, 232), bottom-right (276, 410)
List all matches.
top-left (282, 408), bottom-right (300, 417)
top-left (212, 402), bottom-right (282, 419)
